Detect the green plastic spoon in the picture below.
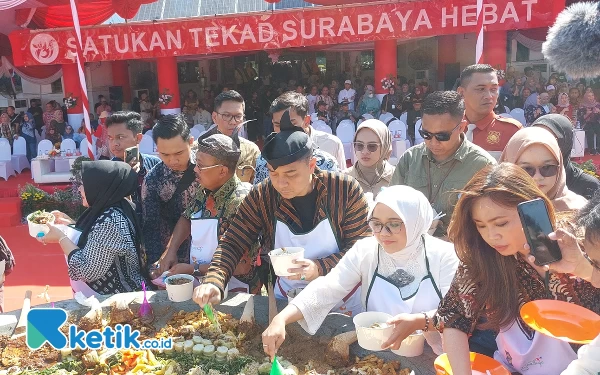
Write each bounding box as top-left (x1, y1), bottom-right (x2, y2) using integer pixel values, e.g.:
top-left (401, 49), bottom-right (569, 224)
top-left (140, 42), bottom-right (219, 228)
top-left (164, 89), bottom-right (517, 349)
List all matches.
top-left (270, 356), bottom-right (285, 375)
top-left (204, 303), bottom-right (220, 329)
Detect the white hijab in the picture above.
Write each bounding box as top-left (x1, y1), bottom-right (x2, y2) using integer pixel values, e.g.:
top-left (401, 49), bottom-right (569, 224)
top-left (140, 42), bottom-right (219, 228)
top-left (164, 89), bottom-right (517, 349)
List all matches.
top-left (368, 185), bottom-right (433, 254)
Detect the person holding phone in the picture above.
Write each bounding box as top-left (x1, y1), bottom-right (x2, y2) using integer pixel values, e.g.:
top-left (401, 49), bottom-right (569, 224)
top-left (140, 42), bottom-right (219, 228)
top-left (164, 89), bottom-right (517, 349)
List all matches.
top-left (106, 112), bottom-right (160, 223)
top-left (433, 163), bottom-right (600, 375)
top-left (500, 126), bottom-right (587, 212)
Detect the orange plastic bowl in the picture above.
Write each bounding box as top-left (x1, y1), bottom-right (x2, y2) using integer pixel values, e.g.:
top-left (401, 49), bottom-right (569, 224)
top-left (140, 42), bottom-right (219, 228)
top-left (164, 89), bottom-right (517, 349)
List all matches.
top-left (434, 352), bottom-right (511, 375)
top-left (520, 300), bottom-right (600, 344)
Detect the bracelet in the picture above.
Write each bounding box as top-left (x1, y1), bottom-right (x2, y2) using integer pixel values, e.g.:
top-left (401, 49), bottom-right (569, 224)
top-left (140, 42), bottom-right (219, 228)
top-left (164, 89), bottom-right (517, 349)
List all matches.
top-left (422, 312), bottom-right (430, 332)
top-left (58, 236), bottom-right (69, 245)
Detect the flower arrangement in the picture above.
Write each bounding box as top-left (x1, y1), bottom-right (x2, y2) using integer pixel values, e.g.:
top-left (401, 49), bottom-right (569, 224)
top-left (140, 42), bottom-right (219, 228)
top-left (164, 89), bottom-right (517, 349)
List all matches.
top-left (496, 69), bottom-right (506, 81)
top-left (573, 160), bottom-right (600, 179)
top-left (159, 90), bottom-right (173, 105)
top-left (63, 94), bottom-right (78, 109)
top-left (381, 75), bottom-right (396, 91)
top-left (19, 183), bottom-right (85, 220)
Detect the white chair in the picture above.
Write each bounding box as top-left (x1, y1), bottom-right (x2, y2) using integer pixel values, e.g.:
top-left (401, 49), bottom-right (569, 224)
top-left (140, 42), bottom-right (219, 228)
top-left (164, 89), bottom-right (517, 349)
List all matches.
top-left (379, 112), bottom-right (394, 124)
top-left (193, 124), bottom-right (206, 132)
top-left (414, 119), bottom-right (424, 145)
top-left (139, 134), bottom-right (155, 155)
top-left (312, 120), bottom-right (332, 134)
top-left (38, 139), bottom-right (53, 156)
top-left (388, 120), bottom-right (410, 158)
top-left (0, 138), bottom-right (16, 181)
top-left (190, 128), bottom-right (201, 141)
top-left (509, 108), bottom-right (526, 126)
top-left (79, 138), bottom-right (97, 158)
top-left (60, 139), bottom-right (77, 154)
top-left (337, 120), bottom-right (356, 165)
top-left (11, 137), bottom-right (30, 173)
top-left (399, 112), bottom-right (408, 125)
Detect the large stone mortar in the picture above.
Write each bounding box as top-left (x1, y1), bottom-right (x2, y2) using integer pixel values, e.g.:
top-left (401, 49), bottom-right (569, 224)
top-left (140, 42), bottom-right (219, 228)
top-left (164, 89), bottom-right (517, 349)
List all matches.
top-left (0, 291), bottom-right (436, 375)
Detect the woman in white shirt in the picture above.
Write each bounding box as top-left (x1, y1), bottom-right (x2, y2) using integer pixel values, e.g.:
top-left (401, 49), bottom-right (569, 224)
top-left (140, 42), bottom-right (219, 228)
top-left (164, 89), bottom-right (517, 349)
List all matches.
top-left (262, 185), bottom-right (459, 357)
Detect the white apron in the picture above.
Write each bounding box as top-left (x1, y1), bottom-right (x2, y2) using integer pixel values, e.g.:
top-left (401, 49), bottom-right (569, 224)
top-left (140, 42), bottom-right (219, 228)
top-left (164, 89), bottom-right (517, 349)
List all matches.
top-left (58, 224), bottom-right (99, 298)
top-left (365, 239), bottom-right (444, 354)
top-left (273, 216), bottom-right (362, 316)
top-left (190, 199), bottom-right (249, 294)
top-left (494, 318), bottom-right (577, 375)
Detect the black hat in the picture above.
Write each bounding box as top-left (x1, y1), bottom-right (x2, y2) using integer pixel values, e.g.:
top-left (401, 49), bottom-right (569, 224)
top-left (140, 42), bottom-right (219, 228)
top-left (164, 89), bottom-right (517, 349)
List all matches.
top-left (263, 110), bottom-right (313, 170)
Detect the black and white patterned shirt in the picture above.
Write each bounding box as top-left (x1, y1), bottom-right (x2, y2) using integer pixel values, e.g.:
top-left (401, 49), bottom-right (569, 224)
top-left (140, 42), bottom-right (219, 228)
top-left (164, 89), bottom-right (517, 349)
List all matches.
top-left (67, 207), bottom-right (144, 295)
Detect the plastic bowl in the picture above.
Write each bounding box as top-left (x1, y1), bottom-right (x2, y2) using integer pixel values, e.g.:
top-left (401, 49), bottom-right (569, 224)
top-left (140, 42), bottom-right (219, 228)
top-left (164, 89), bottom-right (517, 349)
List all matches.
top-left (434, 352), bottom-right (511, 375)
top-left (391, 331), bottom-right (425, 357)
top-left (353, 311), bottom-right (394, 351)
top-left (27, 212), bottom-right (55, 238)
top-left (164, 274), bottom-right (195, 302)
top-left (268, 247), bottom-right (305, 277)
top-left (287, 287), bottom-right (304, 303)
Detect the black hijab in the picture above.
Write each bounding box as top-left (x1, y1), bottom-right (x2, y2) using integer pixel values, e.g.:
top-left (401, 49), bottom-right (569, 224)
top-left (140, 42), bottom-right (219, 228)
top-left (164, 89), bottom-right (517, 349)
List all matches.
top-left (75, 161), bottom-right (145, 268)
top-left (533, 114), bottom-right (600, 199)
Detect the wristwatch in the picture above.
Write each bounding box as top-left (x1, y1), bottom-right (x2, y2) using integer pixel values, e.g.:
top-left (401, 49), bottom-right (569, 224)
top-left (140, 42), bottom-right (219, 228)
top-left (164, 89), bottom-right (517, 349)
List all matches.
top-left (193, 262), bottom-right (202, 277)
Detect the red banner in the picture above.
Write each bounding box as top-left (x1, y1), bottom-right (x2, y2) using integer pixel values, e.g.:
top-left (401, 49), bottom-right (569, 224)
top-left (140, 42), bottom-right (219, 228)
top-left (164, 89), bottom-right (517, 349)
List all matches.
top-left (10, 0), bottom-right (561, 67)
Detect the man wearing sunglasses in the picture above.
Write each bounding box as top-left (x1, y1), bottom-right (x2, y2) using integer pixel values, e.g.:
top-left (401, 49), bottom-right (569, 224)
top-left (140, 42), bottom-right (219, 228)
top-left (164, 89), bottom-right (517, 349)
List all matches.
top-left (205, 90), bottom-right (260, 183)
top-left (390, 91), bottom-right (496, 238)
top-left (458, 64), bottom-right (522, 152)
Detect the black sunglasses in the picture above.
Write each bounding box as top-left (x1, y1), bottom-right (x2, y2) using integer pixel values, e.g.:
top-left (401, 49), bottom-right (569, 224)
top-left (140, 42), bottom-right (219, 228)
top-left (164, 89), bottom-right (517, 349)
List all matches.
top-left (521, 165), bottom-right (559, 178)
top-left (353, 142), bottom-right (380, 153)
top-left (418, 121), bottom-right (461, 142)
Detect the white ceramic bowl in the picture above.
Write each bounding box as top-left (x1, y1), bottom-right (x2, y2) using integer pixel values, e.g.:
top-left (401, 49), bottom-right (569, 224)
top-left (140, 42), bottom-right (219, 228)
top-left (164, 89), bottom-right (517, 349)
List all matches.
top-left (391, 332), bottom-right (426, 357)
top-left (26, 212), bottom-right (55, 238)
top-left (287, 287), bottom-right (304, 304)
top-left (164, 274), bottom-right (195, 302)
top-left (268, 247), bottom-right (305, 277)
top-left (353, 311), bottom-right (394, 351)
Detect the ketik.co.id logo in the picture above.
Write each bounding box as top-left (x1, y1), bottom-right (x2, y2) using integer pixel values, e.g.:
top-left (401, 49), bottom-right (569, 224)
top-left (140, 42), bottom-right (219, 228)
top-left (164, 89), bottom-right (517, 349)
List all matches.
top-left (27, 308), bottom-right (172, 350)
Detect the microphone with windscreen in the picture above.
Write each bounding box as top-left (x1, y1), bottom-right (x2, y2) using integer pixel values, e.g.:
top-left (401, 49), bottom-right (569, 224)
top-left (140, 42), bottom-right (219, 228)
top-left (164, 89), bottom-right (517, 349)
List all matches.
top-left (542, 2), bottom-right (600, 79)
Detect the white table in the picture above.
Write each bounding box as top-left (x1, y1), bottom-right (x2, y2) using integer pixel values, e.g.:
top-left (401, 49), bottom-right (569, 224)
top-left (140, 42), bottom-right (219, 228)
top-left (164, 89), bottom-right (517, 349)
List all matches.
top-left (31, 156), bottom-right (79, 184)
top-left (572, 130), bottom-right (585, 158)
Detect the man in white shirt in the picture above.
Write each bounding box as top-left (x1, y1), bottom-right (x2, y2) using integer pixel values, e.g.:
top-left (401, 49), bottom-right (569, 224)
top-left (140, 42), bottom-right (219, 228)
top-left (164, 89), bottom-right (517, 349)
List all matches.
top-left (306, 85), bottom-right (318, 116)
top-left (338, 80), bottom-right (356, 111)
top-left (193, 103), bottom-right (212, 127)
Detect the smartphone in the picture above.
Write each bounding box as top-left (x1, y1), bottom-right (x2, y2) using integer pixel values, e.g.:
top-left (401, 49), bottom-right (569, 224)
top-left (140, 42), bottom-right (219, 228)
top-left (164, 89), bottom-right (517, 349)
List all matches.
top-left (124, 146), bottom-right (139, 166)
top-left (517, 198), bottom-right (562, 266)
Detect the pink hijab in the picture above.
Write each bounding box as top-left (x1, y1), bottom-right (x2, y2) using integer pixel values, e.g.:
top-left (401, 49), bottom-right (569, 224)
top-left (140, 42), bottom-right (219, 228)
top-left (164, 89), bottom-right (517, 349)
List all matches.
top-left (499, 127), bottom-right (587, 212)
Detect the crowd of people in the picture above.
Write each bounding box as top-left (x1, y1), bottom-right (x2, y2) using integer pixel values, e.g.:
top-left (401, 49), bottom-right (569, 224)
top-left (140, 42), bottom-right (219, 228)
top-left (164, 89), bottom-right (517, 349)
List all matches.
top-left (1, 62), bottom-right (600, 375)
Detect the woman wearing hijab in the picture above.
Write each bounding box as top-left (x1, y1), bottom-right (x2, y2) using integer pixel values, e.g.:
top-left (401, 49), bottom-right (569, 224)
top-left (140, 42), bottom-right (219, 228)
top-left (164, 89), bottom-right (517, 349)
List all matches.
top-left (262, 186), bottom-right (459, 358)
top-left (20, 112), bottom-right (37, 162)
top-left (0, 112), bottom-right (15, 148)
top-left (533, 114), bottom-right (600, 200)
top-left (37, 161), bottom-right (145, 296)
top-left (577, 90), bottom-right (600, 155)
top-left (358, 85), bottom-right (380, 118)
top-left (500, 126), bottom-right (587, 212)
top-left (555, 92), bottom-right (576, 124)
top-left (45, 120), bottom-right (63, 145)
top-left (344, 119), bottom-right (394, 198)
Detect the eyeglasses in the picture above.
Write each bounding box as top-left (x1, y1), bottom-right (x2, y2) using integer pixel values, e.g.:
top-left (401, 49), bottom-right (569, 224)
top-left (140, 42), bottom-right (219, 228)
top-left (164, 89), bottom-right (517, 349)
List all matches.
top-left (368, 220), bottom-right (404, 234)
top-left (195, 164), bottom-right (223, 171)
top-left (353, 142), bottom-right (381, 153)
top-left (418, 121), bottom-right (461, 142)
top-left (217, 113), bottom-right (244, 123)
top-left (521, 165), bottom-right (559, 178)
